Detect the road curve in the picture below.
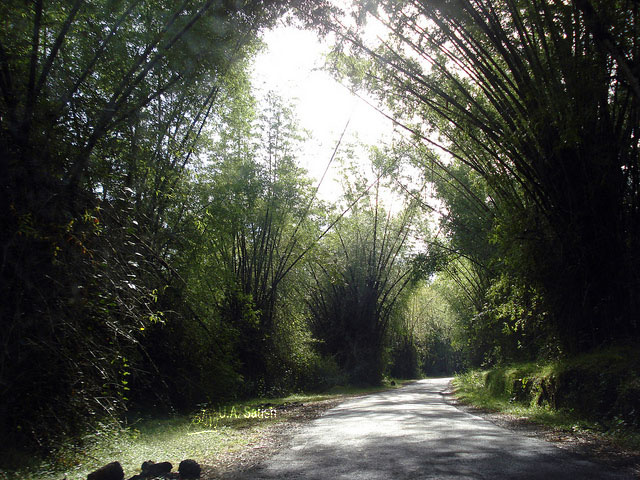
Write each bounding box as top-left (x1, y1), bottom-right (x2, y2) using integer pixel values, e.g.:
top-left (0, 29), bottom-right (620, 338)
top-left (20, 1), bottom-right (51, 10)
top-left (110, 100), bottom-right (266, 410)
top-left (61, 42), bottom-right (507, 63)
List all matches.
top-left (238, 378), bottom-right (632, 479)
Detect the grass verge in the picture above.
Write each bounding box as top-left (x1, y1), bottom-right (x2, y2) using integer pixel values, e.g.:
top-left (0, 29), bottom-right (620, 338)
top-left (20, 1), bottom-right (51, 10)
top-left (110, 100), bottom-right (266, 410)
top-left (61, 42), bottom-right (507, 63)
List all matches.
top-left (453, 350), bottom-right (640, 452)
top-left (0, 379), bottom-right (412, 480)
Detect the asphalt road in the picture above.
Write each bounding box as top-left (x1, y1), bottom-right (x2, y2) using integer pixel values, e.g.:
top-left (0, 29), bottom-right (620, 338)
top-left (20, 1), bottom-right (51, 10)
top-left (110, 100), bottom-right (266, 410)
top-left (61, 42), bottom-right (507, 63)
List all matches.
top-left (238, 378), bottom-right (633, 479)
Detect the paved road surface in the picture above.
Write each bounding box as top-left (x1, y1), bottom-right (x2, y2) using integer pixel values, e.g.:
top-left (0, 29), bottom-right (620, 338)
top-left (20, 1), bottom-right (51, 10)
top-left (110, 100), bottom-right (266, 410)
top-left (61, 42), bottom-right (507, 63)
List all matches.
top-left (239, 378), bottom-right (633, 479)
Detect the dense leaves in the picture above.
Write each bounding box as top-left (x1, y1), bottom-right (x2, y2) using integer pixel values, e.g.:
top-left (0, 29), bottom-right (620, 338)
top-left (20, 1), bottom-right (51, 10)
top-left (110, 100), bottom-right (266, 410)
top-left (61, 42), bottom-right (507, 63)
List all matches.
top-left (330, 0), bottom-right (640, 356)
top-left (0, 0), bottom-right (329, 450)
top-left (306, 155), bottom-right (420, 384)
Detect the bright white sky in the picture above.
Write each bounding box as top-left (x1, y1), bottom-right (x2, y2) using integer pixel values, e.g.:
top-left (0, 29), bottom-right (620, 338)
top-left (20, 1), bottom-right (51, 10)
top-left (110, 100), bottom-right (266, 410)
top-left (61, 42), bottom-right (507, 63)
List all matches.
top-left (251, 20), bottom-right (445, 251)
top-left (252, 24), bottom-right (394, 201)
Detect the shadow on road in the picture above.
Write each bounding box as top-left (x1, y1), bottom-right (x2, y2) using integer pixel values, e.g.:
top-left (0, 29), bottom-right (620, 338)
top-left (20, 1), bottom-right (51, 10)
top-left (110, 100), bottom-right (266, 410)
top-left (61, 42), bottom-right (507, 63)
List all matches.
top-left (237, 379), bottom-right (632, 479)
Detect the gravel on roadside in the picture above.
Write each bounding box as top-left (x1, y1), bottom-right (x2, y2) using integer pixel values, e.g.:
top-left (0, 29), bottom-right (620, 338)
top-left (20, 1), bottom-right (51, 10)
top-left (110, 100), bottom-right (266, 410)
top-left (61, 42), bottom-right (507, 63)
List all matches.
top-left (200, 398), bottom-right (343, 479)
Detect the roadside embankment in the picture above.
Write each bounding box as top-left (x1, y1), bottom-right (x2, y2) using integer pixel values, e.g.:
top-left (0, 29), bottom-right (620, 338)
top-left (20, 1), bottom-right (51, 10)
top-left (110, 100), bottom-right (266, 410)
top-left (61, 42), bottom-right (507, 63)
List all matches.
top-left (456, 347), bottom-right (640, 427)
top-left (453, 346), bottom-right (640, 471)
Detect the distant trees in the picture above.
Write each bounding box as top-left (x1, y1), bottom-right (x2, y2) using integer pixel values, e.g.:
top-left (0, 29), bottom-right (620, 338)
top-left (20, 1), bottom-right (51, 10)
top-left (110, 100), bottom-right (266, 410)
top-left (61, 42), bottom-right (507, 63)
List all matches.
top-left (307, 155), bottom-right (418, 384)
top-left (331, 0), bottom-right (640, 356)
top-left (401, 281), bottom-right (463, 376)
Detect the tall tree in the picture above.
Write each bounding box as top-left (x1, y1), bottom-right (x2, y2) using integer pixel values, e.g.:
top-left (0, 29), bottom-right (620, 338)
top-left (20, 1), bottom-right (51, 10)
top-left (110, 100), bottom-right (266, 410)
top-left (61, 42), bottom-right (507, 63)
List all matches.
top-left (0, 0), bottom-right (323, 448)
top-left (330, 0), bottom-right (640, 352)
top-left (307, 159), bottom-right (417, 385)
top-left (185, 92), bottom-right (319, 394)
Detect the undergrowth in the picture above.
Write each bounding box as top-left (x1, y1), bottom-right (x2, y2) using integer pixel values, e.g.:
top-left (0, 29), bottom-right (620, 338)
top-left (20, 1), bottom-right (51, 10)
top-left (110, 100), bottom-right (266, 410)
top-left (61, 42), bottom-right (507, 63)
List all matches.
top-left (454, 347), bottom-right (640, 451)
top-left (0, 379), bottom-right (410, 480)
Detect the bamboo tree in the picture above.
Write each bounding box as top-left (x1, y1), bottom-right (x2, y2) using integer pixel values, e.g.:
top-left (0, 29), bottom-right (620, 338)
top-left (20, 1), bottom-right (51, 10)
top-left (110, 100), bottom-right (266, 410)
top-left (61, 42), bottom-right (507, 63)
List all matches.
top-left (0, 0), bottom-right (307, 449)
top-left (307, 154), bottom-right (418, 384)
top-left (329, 0), bottom-right (640, 352)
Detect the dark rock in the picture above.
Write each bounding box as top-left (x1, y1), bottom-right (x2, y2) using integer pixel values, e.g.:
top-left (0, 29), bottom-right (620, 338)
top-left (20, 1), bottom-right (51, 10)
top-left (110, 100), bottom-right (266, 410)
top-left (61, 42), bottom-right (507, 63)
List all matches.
top-left (178, 459), bottom-right (201, 479)
top-left (87, 461), bottom-right (124, 480)
top-left (275, 402), bottom-right (302, 410)
top-left (141, 460), bottom-right (173, 477)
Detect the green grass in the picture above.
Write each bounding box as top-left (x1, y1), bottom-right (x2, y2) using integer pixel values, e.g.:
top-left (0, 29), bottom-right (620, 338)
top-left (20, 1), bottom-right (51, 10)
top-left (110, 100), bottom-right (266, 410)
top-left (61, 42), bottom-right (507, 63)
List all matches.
top-left (454, 357), bottom-right (640, 451)
top-left (0, 416), bottom-right (255, 480)
top-left (454, 370), bottom-right (595, 430)
top-left (0, 379), bottom-right (412, 480)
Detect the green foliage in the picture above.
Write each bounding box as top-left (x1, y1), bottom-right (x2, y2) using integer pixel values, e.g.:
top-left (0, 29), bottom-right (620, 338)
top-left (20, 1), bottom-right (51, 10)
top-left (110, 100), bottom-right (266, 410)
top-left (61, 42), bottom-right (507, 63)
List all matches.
top-left (0, 0), bottom-right (328, 454)
top-left (455, 346), bottom-right (640, 440)
top-left (334, 0), bottom-right (640, 355)
top-left (307, 166), bottom-right (417, 385)
top-left (387, 333), bottom-right (420, 379)
top-left (189, 92), bottom-right (318, 395)
top-left (451, 273), bottom-right (557, 367)
top-left (401, 280), bottom-right (464, 376)
top-left (118, 83), bottom-right (327, 408)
